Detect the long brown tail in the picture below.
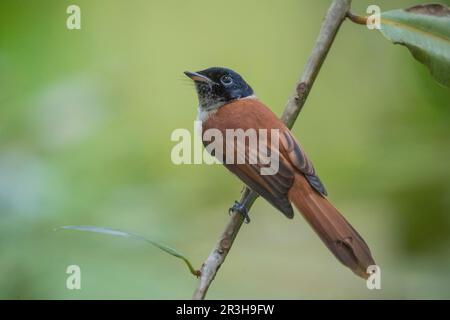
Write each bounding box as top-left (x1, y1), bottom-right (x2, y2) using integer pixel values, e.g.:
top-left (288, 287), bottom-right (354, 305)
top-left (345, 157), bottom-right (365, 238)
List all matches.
top-left (288, 174), bottom-right (375, 279)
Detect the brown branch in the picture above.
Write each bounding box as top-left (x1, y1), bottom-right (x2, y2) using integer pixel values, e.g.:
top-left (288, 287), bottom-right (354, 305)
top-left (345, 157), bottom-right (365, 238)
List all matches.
top-left (192, 0), bottom-right (353, 300)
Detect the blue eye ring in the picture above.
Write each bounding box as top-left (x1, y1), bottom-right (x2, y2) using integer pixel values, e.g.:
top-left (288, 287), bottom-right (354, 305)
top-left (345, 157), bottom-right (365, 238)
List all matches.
top-left (220, 75), bottom-right (233, 86)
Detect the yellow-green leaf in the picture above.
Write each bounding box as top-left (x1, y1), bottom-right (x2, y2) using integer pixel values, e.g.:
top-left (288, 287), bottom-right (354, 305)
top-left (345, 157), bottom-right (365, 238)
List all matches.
top-left (380, 4), bottom-right (450, 87)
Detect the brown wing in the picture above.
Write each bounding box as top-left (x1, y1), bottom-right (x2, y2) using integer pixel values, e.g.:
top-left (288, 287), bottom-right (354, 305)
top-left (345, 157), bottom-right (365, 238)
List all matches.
top-left (280, 130), bottom-right (327, 196)
top-left (222, 137), bottom-right (296, 218)
top-left (201, 98), bottom-right (326, 218)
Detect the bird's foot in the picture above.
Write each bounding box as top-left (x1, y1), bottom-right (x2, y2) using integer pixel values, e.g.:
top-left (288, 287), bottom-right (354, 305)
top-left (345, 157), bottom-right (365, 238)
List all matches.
top-left (229, 200), bottom-right (251, 224)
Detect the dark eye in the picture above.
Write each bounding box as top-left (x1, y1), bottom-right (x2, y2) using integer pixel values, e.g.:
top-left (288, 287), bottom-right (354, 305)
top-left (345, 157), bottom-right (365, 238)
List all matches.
top-left (220, 75), bottom-right (233, 86)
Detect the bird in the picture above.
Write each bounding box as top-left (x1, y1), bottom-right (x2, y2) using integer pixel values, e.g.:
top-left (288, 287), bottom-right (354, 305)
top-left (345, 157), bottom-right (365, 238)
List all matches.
top-left (184, 67), bottom-right (375, 279)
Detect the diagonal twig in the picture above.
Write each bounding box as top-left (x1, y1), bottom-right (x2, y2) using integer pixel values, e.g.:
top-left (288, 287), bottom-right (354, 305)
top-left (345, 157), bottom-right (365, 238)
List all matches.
top-left (192, 0), bottom-right (353, 300)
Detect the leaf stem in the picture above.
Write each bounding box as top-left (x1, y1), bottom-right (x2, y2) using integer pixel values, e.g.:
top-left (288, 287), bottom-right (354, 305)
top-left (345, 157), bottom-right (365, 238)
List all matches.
top-left (346, 11), bottom-right (368, 25)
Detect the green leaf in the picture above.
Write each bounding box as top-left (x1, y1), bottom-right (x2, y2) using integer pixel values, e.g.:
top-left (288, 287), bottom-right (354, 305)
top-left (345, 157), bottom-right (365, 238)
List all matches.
top-left (380, 4), bottom-right (450, 87)
top-left (56, 225), bottom-right (199, 277)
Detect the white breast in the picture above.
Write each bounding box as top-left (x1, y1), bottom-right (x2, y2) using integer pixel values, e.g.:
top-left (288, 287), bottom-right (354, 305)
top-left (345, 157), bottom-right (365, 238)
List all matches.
top-left (196, 106), bottom-right (219, 122)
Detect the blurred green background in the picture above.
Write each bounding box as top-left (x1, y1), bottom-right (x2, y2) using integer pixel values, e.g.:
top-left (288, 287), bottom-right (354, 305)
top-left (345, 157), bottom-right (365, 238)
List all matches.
top-left (1, 0), bottom-right (449, 299)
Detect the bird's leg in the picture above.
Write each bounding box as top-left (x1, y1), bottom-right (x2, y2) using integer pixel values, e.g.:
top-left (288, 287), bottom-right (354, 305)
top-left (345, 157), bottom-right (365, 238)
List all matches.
top-left (229, 200), bottom-right (251, 224)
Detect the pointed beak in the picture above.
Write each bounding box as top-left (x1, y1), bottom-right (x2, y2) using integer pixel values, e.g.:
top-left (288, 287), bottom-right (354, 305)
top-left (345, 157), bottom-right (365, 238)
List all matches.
top-left (184, 71), bottom-right (211, 83)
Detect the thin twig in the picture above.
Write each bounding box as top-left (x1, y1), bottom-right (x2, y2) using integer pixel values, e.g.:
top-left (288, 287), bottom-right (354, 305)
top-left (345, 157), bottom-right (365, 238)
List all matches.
top-left (192, 0), bottom-right (352, 300)
top-left (346, 11), bottom-right (368, 25)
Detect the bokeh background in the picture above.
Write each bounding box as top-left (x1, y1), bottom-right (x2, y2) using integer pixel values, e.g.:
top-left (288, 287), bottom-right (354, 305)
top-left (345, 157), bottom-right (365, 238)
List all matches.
top-left (1, 0), bottom-right (449, 299)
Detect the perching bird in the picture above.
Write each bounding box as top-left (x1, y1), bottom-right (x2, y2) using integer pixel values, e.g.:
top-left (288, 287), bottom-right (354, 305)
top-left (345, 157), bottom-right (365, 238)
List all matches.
top-left (184, 67), bottom-right (375, 279)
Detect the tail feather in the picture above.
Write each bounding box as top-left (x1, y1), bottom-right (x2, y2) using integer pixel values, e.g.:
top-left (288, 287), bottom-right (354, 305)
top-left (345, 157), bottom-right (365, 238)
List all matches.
top-left (288, 175), bottom-right (375, 279)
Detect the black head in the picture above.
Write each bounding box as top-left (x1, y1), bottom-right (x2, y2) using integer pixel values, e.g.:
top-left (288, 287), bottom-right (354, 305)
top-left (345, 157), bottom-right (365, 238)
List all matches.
top-left (184, 67), bottom-right (254, 110)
